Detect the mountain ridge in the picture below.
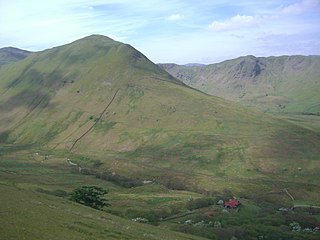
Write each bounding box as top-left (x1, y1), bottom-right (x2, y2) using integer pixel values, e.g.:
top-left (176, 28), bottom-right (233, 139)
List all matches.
top-left (159, 54), bottom-right (320, 114)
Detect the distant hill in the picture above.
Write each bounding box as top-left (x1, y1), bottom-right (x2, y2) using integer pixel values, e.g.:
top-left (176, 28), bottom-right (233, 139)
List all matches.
top-left (184, 63), bottom-right (206, 67)
top-left (0, 47), bottom-right (31, 67)
top-left (159, 55), bottom-right (320, 115)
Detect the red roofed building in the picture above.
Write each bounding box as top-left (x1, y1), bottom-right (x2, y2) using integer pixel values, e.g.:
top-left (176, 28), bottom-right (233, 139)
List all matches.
top-left (224, 199), bottom-right (241, 209)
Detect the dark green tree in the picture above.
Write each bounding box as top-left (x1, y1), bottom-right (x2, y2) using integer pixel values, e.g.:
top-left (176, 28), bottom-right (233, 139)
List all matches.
top-left (70, 186), bottom-right (109, 210)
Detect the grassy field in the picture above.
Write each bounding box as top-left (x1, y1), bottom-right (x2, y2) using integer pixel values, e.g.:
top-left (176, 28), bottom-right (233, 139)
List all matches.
top-left (0, 184), bottom-right (208, 240)
top-left (0, 146), bottom-right (208, 240)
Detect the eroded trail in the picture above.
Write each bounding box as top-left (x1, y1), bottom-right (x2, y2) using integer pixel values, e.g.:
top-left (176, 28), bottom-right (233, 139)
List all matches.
top-left (70, 89), bottom-right (120, 151)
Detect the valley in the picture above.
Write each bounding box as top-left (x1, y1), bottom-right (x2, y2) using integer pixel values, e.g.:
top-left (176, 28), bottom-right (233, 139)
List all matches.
top-left (0, 35), bottom-right (319, 240)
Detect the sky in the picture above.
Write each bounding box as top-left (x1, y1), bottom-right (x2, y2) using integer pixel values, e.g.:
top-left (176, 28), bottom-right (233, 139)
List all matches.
top-left (0, 0), bottom-right (319, 64)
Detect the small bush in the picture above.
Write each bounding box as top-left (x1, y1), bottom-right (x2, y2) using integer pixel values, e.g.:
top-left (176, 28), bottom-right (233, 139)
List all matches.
top-left (0, 131), bottom-right (10, 143)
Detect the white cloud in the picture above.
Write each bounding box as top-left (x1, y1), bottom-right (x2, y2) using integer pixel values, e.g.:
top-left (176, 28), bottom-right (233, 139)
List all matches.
top-left (0, 0), bottom-right (146, 50)
top-left (0, 0), bottom-right (319, 63)
top-left (281, 0), bottom-right (319, 15)
top-left (167, 14), bottom-right (184, 21)
top-left (209, 15), bottom-right (259, 31)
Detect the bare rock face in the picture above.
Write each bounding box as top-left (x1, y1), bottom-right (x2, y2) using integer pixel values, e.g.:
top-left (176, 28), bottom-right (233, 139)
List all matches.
top-left (234, 56), bottom-right (264, 78)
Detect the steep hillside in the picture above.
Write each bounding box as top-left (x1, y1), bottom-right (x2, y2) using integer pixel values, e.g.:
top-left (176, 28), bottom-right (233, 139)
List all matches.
top-left (159, 55), bottom-right (320, 115)
top-left (0, 35), bottom-right (319, 191)
top-left (0, 47), bottom-right (31, 67)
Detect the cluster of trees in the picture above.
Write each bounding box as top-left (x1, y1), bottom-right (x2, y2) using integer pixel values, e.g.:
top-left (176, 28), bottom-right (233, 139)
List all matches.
top-left (70, 186), bottom-right (109, 210)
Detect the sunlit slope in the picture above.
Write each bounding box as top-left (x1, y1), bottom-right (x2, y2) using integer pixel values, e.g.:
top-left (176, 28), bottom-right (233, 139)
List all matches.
top-left (0, 35), bottom-right (319, 183)
top-left (159, 55), bottom-right (320, 114)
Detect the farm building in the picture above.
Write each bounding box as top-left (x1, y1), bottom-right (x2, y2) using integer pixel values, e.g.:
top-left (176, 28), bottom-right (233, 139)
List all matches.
top-left (224, 199), bottom-right (241, 209)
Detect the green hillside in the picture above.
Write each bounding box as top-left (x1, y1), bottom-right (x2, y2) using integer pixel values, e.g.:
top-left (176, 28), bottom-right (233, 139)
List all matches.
top-left (159, 55), bottom-right (320, 115)
top-left (0, 35), bottom-right (318, 184)
top-left (0, 185), bottom-right (204, 240)
top-left (0, 148), bottom-right (205, 240)
top-left (0, 35), bottom-right (319, 239)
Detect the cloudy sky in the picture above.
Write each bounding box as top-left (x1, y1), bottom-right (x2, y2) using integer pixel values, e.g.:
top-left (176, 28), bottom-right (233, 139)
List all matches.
top-left (0, 0), bottom-right (319, 64)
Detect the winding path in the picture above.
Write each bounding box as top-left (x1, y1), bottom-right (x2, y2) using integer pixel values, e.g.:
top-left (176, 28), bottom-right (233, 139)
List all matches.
top-left (293, 205), bottom-right (320, 210)
top-left (283, 188), bottom-right (295, 201)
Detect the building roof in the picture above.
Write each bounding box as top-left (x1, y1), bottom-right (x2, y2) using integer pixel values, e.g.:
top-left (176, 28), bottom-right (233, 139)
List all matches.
top-left (224, 199), bottom-right (241, 208)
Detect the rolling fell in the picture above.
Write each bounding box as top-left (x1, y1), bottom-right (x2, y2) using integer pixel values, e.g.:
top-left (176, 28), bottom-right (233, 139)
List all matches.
top-left (159, 55), bottom-right (320, 115)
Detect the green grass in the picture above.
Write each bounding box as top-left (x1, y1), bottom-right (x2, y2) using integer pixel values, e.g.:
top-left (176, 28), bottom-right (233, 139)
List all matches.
top-left (93, 121), bottom-right (117, 134)
top-left (0, 183), bottom-right (206, 240)
top-left (0, 149), bottom-right (208, 239)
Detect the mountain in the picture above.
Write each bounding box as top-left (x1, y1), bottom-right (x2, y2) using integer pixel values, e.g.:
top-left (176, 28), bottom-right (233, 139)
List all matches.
top-left (159, 55), bottom-right (320, 115)
top-left (184, 63), bottom-right (206, 67)
top-left (0, 35), bottom-right (319, 185)
top-left (0, 35), bottom-right (320, 239)
top-left (0, 47), bottom-right (32, 67)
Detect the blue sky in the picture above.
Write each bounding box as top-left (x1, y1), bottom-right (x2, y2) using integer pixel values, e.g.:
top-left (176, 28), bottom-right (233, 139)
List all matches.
top-left (0, 0), bottom-right (319, 64)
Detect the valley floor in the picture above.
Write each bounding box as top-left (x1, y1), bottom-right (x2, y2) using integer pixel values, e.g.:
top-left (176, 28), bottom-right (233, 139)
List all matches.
top-left (1, 145), bottom-right (319, 240)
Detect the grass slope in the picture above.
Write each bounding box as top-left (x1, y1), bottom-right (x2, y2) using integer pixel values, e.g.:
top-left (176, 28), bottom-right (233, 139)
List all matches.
top-left (159, 55), bottom-right (320, 115)
top-left (0, 150), bottom-right (205, 240)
